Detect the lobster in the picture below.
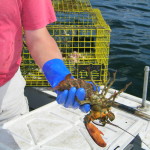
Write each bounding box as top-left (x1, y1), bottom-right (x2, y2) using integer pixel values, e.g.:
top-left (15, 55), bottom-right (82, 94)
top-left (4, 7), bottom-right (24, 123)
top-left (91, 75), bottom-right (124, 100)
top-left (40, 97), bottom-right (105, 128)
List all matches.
top-left (54, 70), bottom-right (132, 147)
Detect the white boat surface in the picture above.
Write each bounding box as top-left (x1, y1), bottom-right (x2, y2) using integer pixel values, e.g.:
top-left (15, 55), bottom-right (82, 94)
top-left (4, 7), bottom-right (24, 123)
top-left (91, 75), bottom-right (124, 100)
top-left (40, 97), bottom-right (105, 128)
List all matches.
top-left (0, 85), bottom-right (150, 150)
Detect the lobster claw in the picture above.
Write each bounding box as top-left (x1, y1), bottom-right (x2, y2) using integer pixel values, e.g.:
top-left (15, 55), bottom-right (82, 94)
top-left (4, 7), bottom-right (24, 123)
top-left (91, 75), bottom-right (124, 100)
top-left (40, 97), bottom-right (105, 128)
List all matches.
top-left (85, 123), bottom-right (107, 147)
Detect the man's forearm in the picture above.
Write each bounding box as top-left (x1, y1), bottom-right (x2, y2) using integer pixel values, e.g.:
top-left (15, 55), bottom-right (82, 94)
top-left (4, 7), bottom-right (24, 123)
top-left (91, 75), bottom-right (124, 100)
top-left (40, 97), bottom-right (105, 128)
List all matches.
top-left (24, 27), bottom-right (62, 68)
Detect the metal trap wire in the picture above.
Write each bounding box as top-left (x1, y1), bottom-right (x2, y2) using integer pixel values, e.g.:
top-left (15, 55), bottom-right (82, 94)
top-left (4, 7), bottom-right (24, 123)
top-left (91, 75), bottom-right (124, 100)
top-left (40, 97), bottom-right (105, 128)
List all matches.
top-left (21, 8), bottom-right (111, 86)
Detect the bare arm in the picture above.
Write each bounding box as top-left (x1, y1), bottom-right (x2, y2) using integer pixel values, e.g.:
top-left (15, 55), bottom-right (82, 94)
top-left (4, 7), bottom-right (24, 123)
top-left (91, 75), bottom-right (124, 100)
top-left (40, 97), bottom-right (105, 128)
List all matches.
top-left (25, 27), bottom-right (90, 113)
top-left (24, 27), bottom-right (62, 68)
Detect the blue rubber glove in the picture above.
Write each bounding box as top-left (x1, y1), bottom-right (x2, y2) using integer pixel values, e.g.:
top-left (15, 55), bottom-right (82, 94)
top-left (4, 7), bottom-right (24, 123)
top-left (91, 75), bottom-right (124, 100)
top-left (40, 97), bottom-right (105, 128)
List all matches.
top-left (42, 58), bottom-right (90, 112)
top-left (56, 82), bottom-right (100, 113)
top-left (56, 87), bottom-right (90, 113)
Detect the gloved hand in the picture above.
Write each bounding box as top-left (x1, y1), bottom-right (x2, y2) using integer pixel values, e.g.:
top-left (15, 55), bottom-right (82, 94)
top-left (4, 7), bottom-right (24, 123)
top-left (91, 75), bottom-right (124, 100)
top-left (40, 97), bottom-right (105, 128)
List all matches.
top-left (56, 81), bottom-right (100, 113)
top-left (56, 87), bottom-right (90, 113)
top-left (42, 58), bottom-right (91, 112)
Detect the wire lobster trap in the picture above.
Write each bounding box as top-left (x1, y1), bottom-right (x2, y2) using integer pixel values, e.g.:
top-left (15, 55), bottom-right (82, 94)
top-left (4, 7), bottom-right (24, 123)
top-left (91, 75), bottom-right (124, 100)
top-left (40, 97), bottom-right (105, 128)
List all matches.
top-left (52, 0), bottom-right (93, 12)
top-left (21, 8), bottom-right (111, 86)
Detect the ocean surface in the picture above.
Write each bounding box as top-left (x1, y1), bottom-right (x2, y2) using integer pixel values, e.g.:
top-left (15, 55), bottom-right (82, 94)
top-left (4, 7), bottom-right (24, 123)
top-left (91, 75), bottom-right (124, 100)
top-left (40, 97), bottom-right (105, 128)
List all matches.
top-left (91, 0), bottom-right (150, 100)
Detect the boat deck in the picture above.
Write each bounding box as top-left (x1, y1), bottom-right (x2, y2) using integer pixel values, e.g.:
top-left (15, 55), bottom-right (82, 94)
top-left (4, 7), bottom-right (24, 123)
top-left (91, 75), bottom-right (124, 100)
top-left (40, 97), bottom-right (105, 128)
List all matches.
top-left (0, 87), bottom-right (150, 150)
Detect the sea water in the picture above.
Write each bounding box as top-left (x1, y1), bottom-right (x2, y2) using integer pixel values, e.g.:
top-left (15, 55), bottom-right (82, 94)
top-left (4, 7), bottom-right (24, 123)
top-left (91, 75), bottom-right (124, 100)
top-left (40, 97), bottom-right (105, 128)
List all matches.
top-left (91, 0), bottom-right (150, 100)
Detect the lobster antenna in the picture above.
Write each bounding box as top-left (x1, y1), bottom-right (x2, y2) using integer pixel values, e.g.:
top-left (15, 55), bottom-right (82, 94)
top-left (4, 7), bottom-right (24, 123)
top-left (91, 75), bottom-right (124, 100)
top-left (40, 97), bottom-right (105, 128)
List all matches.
top-left (107, 121), bottom-right (150, 148)
top-left (92, 121), bottom-right (149, 148)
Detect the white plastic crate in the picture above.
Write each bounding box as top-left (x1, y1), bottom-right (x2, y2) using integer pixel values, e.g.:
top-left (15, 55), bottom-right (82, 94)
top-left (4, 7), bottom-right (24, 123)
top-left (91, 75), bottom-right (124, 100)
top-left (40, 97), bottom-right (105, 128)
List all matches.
top-left (0, 101), bottom-right (145, 150)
